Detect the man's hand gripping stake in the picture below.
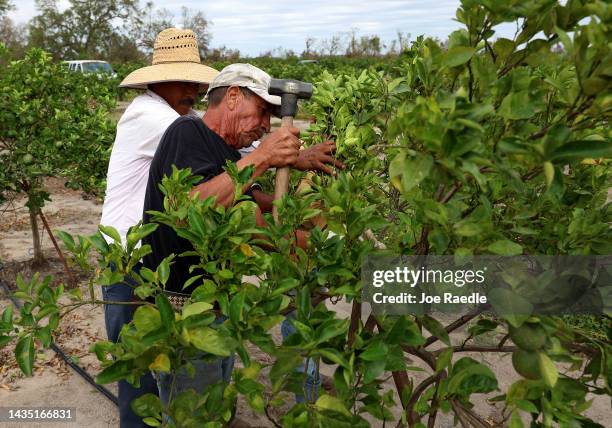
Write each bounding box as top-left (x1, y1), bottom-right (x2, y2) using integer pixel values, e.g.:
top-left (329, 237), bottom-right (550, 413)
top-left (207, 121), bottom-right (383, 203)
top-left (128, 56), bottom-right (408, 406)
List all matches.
top-left (268, 78), bottom-right (313, 223)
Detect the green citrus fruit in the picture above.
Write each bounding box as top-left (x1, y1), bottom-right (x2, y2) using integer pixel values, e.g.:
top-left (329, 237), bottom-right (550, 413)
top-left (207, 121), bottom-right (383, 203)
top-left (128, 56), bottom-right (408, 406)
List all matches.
top-left (21, 154), bottom-right (33, 164)
top-left (509, 322), bottom-right (547, 351)
top-left (512, 350), bottom-right (541, 380)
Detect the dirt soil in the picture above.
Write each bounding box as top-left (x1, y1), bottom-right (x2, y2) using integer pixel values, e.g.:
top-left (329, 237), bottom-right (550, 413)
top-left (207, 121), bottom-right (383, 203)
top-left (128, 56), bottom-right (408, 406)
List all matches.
top-left (1, 178), bottom-right (610, 428)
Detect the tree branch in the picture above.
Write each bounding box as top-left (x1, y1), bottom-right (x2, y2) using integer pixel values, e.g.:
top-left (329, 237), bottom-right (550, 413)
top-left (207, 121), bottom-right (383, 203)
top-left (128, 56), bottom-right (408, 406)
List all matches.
top-left (433, 345), bottom-right (516, 356)
top-left (423, 305), bottom-right (489, 348)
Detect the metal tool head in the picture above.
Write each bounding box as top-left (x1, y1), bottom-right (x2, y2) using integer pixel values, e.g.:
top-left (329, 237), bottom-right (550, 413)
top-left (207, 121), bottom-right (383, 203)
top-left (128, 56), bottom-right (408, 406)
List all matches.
top-left (268, 78), bottom-right (313, 99)
top-left (268, 78), bottom-right (313, 118)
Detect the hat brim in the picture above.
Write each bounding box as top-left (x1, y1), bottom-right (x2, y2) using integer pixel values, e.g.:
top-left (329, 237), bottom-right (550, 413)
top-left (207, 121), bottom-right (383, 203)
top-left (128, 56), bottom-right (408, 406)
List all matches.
top-left (119, 62), bottom-right (219, 90)
top-left (249, 86), bottom-right (281, 107)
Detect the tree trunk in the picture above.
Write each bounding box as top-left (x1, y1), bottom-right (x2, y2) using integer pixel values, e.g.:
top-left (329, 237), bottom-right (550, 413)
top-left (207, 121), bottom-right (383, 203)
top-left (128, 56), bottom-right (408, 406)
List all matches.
top-left (29, 206), bottom-right (44, 265)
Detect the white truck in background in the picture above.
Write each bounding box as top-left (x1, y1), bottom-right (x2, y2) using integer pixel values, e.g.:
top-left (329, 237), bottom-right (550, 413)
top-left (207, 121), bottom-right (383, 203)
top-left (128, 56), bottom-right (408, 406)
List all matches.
top-left (63, 60), bottom-right (117, 78)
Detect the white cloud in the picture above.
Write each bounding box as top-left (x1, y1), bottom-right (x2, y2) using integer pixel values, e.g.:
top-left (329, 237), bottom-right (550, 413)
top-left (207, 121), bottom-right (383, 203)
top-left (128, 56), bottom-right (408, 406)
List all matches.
top-left (6, 0), bottom-right (517, 56)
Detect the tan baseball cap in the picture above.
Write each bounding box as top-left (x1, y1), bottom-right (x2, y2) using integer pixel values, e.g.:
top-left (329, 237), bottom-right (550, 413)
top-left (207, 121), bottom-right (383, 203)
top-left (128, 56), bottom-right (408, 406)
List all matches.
top-left (205, 63), bottom-right (282, 108)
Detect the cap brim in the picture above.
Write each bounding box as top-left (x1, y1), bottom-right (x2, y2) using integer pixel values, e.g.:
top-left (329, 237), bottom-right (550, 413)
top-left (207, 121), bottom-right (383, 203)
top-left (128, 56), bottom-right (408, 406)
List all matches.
top-left (249, 86), bottom-right (281, 106)
top-left (119, 62), bottom-right (219, 89)
top-left (249, 87), bottom-right (282, 117)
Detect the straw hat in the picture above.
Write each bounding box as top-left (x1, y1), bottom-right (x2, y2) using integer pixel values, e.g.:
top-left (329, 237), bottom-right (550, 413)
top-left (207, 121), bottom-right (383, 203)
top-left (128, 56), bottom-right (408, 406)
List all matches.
top-left (119, 28), bottom-right (218, 89)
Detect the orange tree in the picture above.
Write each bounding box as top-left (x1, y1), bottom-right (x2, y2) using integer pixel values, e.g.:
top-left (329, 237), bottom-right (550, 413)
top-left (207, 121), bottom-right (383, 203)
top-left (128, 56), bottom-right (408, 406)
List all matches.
top-left (1, 1), bottom-right (611, 427)
top-left (0, 46), bottom-right (116, 263)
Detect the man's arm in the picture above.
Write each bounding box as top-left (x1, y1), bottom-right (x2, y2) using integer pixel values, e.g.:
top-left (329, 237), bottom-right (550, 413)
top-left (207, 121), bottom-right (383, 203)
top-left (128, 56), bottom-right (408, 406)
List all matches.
top-left (252, 188), bottom-right (274, 213)
top-left (190, 127), bottom-right (301, 207)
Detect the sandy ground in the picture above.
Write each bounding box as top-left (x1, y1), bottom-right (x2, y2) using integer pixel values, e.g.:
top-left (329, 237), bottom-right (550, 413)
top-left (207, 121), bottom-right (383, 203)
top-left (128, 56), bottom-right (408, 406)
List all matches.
top-left (1, 185), bottom-right (610, 425)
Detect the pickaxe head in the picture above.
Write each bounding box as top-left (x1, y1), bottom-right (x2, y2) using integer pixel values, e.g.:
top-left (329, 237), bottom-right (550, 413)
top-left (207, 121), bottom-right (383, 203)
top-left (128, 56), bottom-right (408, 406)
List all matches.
top-left (268, 78), bottom-right (313, 118)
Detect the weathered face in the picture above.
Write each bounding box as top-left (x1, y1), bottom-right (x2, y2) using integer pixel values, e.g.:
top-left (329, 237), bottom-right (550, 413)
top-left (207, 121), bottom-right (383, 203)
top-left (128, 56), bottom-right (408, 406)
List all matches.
top-left (149, 82), bottom-right (203, 115)
top-left (226, 86), bottom-right (272, 148)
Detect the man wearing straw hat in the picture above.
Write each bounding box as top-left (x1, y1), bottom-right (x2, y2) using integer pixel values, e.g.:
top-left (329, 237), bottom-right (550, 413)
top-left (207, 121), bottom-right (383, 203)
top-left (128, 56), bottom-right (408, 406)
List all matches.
top-left (99, 28), bottom-right (218, 428)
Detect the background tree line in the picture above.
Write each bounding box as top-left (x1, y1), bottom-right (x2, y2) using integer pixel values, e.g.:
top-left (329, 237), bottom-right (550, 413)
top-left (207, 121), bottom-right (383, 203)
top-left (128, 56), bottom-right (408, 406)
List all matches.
top-left (0, 0), bottom-right (211, 63)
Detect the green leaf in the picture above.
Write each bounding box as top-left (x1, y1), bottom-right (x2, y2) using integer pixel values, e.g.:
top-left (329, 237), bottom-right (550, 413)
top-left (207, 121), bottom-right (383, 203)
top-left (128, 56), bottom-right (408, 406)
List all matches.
top-left (149, 353), bottom-right (171, 372)
top-left (360, 340), bottom-right (388, 361)
top-left (247, 391), bottom-right (265, 414)
top-left (133, 306), bottom-right (161, 334)
top-left (142, 418), bottom-right (161, 427)
top-left (2, 306), bottom-right (13, 323)
top-left (363, 359), bottom-right (386, 384)
top-left (291, 320), bottom-right (314, 341)
top-left (98, 225), bottom-right (121, 243)
top-left (131, 393), bottom-right (162, 418)
top-left (422, 315), bottom-right (450, 346)
top-left (229, 291), bottom-right (246, 324)
top-left (499, 91), bottom-right (537, 120)
top-left (56, 230), bottom-right (76, 252)
top-left (538, 353), bottom-right (558, 387)
top-left (270, 278), bottom-right (299, 297)
top-left (0, 335), bottom-right (12, 348)
top-left (487, 240), bottom-right (523, 255)
top-left (444, 46), bottom-right (476, 67)
top-left (156, 256), bottom-right (173, 286)
top-left (468, 319), bottom-right (499, 337)
top-left (387, 316), bottom-right (426, 346)
top-left (447, 361), bottom-right (498, 395)
top-left (390, 152), bottom-right (433, 193)
top-left (509, 409), bottom-right (524, 428)
top-left (315, 394), bottom-right (352, 417)
top-left (269, 351), bottom-right (303, 389)
top-left (188, 327), bottom-right (234, 356)
top-left (516, 399), bottom-right (538, 414)
top-left (436, 348), bottom-right (453, 372)
top-left (88, 233), bottom-right (109, 253)
top-left (493, 38), bottom-right (515, 61)
top-left (314, 319), bottom-right (349, 344)
top-left (188, 206), bottom-right (207, 237)
top-left (543, 161), bottom-right (554, 187)
top-left (35, 326), bottom-right (52, 347)
top-left (297, 286), bottom-right (311, 319)
top-left (488, 289), bottom-right (532, 328)
top-left (155, 294), bottom-right (174, 327)
top-left (318, 348), bottom-right (350, 369)
top-left (15, 335), bottom-right (35, 377)
top-left (551, 140), bottom-right (612, 161)
top-left (218, 269), bottom-right (233, 279)
top-left (181, 302), bottom-right (213, 319)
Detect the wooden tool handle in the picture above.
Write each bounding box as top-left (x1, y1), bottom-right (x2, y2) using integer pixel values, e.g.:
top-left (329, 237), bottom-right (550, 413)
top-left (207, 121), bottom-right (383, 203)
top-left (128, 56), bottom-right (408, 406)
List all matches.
top-left (272, 116), bottom-right (294, 223)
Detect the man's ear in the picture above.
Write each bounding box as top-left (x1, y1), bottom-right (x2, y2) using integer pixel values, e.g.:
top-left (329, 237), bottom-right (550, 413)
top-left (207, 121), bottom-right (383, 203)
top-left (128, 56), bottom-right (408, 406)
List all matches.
top-left (225, 86), bottom-right (241, 111)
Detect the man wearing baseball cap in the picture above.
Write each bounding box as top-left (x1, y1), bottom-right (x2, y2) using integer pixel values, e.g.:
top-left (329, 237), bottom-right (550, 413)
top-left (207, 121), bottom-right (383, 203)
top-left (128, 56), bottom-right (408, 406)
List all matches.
top-left (99, 28), bottom-right (218, 428)
top-left (141, 63), bottom-right (342, 405)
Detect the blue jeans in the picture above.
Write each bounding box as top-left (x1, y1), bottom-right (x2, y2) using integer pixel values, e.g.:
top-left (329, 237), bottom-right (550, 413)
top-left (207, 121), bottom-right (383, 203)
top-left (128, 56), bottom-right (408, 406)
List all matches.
top-left (154, 317), bottom-right (235, 407)
top-left (281, 312), bottom-right (321, 403)
top-left (102, 264), bottom-right (159, 428)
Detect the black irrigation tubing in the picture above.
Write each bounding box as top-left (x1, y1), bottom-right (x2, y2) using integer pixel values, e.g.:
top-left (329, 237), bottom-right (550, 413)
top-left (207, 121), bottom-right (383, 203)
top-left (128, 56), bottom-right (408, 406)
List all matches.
top-left (0, 277), bottom-right (119, 407)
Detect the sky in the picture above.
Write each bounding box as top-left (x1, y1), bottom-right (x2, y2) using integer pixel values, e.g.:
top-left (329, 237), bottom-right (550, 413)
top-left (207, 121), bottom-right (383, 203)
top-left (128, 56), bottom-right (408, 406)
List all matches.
top-left (7, 0), bottom-right (517, 57)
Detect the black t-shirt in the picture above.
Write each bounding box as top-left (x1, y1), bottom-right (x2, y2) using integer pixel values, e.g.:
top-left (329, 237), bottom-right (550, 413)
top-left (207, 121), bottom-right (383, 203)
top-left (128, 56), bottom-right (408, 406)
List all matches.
top-left (142, 116), bottom-right (241, 293)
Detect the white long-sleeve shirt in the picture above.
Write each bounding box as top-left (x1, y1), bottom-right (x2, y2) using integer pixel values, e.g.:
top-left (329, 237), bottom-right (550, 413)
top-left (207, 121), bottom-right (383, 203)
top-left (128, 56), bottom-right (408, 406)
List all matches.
top-left (100, 90), bottom-right (199, 244)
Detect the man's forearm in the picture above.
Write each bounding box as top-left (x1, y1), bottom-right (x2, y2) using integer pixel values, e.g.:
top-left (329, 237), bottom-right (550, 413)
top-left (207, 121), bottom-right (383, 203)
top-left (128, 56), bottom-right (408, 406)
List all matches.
top-left (190, 151), bottom-right (270, 207)
top-left (252, 189), bottom-right (274, 213)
